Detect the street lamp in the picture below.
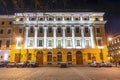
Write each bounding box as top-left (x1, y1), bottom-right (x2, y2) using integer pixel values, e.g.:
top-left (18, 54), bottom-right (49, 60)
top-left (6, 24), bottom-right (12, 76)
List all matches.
top-left (108, 37), bottom-right (112, 62)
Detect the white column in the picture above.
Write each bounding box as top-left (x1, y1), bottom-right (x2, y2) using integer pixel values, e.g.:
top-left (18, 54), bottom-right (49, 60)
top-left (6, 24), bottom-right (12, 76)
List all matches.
top-left (25, 27), bottom-right (29, 48)
top-left (34, 27), bottom-right (38, 48)
top-left (44, 27), bottom-right (47, 48)
top-left (71, 16), bottom-right (73, 21)
top-left (62, 27), bottom-right (66, 48)
top-left (53, 27), bottom-right (57, 48)
top-left (89, 26), bottom-right (95, 48)
top-left (62, 15), bottom-right (64, 21)
top-left (80, 16), bottom-right (82, 21)
top-left (54, 16), bottom-right (56, 21)
top-left (81, 27), bottom-right (85, 48)
top-left (72, 26), bottom-right (75, 48)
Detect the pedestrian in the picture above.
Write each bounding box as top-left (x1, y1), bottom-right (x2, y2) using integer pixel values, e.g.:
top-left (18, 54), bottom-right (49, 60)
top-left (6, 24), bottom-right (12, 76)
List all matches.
top-left (118, 60), bottom-right (120, 67)
top-left (115, 60), bottom-right (118, 67)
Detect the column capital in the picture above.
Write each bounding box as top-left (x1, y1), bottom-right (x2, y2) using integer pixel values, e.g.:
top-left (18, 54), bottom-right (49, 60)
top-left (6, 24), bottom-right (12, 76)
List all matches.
top-left (80, 27), bottom-right (84, 29)
top-left (89, 26), bottom-right (93, 29)
top-left (26, 27), bottom-right (29, 29)
top-left (53, 27), bottom-right (57, 29)
top-left (62, 27), bottom-right (66, 29)
top-left (34, 27), bottom-right (38, 29)
top-left (71, 26), bottom-right (75, 29)
top-left (44, 27), bottom-right (47, 29)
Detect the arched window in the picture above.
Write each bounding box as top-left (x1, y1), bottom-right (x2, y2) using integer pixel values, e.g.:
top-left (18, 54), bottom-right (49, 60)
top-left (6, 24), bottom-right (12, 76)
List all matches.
top-left (57, 52), bottom-right (62, 62)
top-left (67, 52), bottom-right (72, 62)
top-left (47, 52), bottom-right (52, 62)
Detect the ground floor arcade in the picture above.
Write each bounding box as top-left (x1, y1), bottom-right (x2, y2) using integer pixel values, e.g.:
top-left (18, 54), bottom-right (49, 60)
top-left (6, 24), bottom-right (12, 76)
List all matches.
top-left (9, 49), bottom-right (108, 65)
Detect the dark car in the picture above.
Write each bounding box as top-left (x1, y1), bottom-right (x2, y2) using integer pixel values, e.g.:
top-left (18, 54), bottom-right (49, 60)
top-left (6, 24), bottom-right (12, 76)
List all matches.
top-left (27, 62), bottom-right (39, 67)
top-left (60, 62), bottom-right (67, 68)
top-left (0, 61), bottom-right (9, 67)
top-left (16, 62), bottom-right (28, 68)
top-left (6, 62), bottom-right (16, 68)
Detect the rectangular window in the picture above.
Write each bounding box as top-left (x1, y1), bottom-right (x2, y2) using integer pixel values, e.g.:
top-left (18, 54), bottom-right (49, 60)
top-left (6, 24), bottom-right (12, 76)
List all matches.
top-left (1, 21), bottom-right (4, 25)
top-left (30, 27), bottom-right (34, 33)
top-left (87, 53), bottom-right (91, 60)
top-left (98, 39), bottom-right (102, 46)
top-left (48, 40), bottom-right (52, 47)
top-left (19, 28), bottom-right (22, 33)
top-left (58, 40), bottom-right (62, 47)
top-left (39, 27), bottom-right (43, 33)
top-left (85, 40), bottom-right (90, 47)
top-left (6, 40), bottom-right (10, 48)
top-left (76, 27), bottom-right (79, 33)
top-left (67, 40), bottom-right (71, 47)
top-left (0, 29), bottom-right (4, 34)
top-left (0, 40), bottom-right (2, 47)
top-left (76, 40), bottom-right (80, 46)
top-left (58, 28), bottom-right (61, 33)
top-left (96, 28), bottom-right (100, 33)
top-left (67, 27), bottom-right (70, 33)
top-left (85, 27), bottom-right (89, 33)
top-left (48, 28), bottom-right (52, 33)
top-left (38, 40), bottom-right (42, 47)
top-left (7, 29), bottom-right (11, 34)
top-left (28, 39), bottom-right (33, 47)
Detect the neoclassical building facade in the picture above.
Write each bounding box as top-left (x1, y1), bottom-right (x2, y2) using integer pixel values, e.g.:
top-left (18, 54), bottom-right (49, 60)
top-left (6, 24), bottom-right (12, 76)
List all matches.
top-left (0, 12), bottom-right (108, 65)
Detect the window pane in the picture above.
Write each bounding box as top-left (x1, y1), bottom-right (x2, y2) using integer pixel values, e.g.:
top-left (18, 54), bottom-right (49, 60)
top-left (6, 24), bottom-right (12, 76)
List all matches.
top-left (0, 40), bottom-right (2, 47)
top-left (6, 40), bottom-right (10, 48)
top-left (96, 28), bottom-right (100, 33)
top-left (39, 27), bottom-right (43, 33)
top-left (85, 27), bottom-right (89, 33)
top-left (76, 27), bottom-right (79, 33)
top-left (98, 39), bottom-right (102, 46)
top-left (58, 28), bottom-right (61, 33)
top-left (67, 40), bottom-right (71, 47)
top-left (85, 40), bottom-right (89, 47)
top-left (19, 28), bottom-right (22, 33)
top-left (38, 40), bottom-right (42, 46)
top-left (67, 27), bottom-right (70, 33)
top-left (58, 40), bottom-right (61, 47)
top-left (8, 29), bottom-right (11, 34)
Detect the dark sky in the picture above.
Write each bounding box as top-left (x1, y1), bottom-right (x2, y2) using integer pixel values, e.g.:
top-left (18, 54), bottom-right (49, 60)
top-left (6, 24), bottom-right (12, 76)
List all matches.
top-left (0, 0), bottom-right (120, 36)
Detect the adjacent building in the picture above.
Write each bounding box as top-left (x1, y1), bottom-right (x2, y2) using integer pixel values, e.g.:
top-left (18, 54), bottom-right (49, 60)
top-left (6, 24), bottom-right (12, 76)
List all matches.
top-left (0, 12), bottom-right (108, 65)
top-left (108, 34), bottom-right (120, 61)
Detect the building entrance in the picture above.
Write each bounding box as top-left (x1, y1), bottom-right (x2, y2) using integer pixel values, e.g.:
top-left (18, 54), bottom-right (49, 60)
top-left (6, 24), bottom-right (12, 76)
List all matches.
top-left (15, 54), bottom-right (21, 63)
top-left (76, 51), bottom-right (83, 65)
top-left (36, 51), bottom-right (43, 65)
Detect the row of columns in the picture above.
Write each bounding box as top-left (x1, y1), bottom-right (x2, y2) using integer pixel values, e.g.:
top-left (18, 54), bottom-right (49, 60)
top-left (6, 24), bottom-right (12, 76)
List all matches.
top-left (25, 26), bottom-right (95, 48)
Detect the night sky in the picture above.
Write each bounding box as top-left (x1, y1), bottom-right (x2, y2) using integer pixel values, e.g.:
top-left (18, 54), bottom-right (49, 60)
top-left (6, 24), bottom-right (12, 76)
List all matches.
top-left (0, 0), bottom-right (120, 36)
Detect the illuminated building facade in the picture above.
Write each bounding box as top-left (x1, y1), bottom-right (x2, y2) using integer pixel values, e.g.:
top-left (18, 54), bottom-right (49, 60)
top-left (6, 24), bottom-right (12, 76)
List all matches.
top-left (108, 34), bottom-right (120, 60)
top-left (0, 12), bottom-right (108, 65)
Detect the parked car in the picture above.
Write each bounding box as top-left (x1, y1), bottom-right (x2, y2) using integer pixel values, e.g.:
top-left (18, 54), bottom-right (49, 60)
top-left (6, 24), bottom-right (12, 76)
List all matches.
top-left (6, 62), bottom-right (16, 68)
top-left (16, 62), bottom-right (28, 68)
top-left (100, 62), bottom-right (112, 67)
top-left (89, 62), bottom-right (100, 67)
top-left (60, 62), bottom-right (67, 68)
top-left (0, 61), bottom-right (9, 67)
top-left (27, 62), bottom-right (39, 67)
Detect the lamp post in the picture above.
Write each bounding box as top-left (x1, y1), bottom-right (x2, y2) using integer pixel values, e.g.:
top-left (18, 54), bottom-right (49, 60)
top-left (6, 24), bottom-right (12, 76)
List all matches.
top-left (108, 37), bottom-right (112, 62)
top-left (16, 37), bottom-right (22, 62)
